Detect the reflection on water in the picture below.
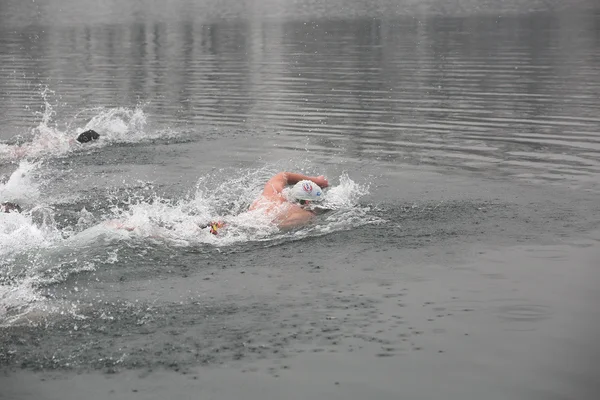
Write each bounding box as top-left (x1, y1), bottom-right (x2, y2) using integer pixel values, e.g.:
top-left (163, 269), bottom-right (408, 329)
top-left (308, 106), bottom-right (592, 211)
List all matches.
top-left (1, 2), bottom-right (600, 398)
top-left (1, 2), bottom-right (599, 186)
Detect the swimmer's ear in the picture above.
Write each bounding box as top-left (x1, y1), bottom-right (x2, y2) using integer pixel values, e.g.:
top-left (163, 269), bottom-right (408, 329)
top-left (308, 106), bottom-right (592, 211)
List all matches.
top-left (76, 129), bottom-right (100, 143)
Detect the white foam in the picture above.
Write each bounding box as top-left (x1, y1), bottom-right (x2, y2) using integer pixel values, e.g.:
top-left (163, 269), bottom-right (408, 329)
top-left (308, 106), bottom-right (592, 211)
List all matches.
top-left (0, 92), bottom-right (156, 162)
top-left (0, 231), bottom-right (122, 325)
top-left (0, 166), bottom-right (381, 325)
top-left (0, 162), bottom-right (62, 258)
top-left (88, 169), bottom-right (379, 247)
top-left (80, 106), bottom-right (152, 143)
top-left (0, 276), bottom-right (47, 327)
top-left (318, 172), bottom-right (370, 209)
top-left (0, 161), bottom-right (41, 204)
top-left (0, 212), bottom-right (57, 256)
top-left (0, 160), bottom-right (67, 324)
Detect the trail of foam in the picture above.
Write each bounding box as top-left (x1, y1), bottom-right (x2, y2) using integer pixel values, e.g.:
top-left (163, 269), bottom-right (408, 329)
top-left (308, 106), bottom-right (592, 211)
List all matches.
top-left (1, 166), bottom-right (381, 325)
top-left (0, 160), bottom-right (68, 324)
top-left (74, 170), bottom-right (380, 247)
top-left (0, 234), bottom-right (121, 326)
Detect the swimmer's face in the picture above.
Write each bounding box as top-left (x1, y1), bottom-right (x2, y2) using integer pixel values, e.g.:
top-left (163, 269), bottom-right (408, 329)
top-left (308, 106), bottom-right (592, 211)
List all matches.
top-left (296, 199), bottom-right (312, 209)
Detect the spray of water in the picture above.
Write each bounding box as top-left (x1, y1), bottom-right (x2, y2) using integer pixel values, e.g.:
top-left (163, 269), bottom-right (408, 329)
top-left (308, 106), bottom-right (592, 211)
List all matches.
top-left (79, 168), bottom-right (381, 247)
top-left (1, 166), bottom-right (380, 325)
top-left (0, 88), bottom-right (383, 325)
top-left (0, 88), bottom-right (164, 161)
top-left (0, 162), bottom-right (67, 326)
top-left (0, 161), bottom-right (41, 204)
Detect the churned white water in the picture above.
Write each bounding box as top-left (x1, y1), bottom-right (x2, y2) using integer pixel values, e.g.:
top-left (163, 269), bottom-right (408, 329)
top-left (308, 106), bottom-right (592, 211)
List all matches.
top-left (0, 97), bottom-right (380, 324)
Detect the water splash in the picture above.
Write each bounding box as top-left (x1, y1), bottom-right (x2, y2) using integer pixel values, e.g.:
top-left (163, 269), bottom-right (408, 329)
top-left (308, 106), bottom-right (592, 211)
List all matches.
top-left (0, 88), bottom-right (157, 161)
top-left (0, 209), bottom-right (63, 326)
top-left (0, 161), bottom-right (41, 205)
top-left (0, 87), bottom-right (68, 160)
top-left (0, 161), bottom-right (62, 258)
top-left (319, 172), bottom-right (371, 210)
top-left (0, 160), bottom-right (64, 324)
top-left (0, 276), bottom-right (48, 327)
top-left (0, 165), bottom-right (380, 325)
top-left (79, 106), bottom-right (150, 143)
top-left (0, 211), bottom-right (60, 258)
top-left (87, 169), bottom-right (380, 247)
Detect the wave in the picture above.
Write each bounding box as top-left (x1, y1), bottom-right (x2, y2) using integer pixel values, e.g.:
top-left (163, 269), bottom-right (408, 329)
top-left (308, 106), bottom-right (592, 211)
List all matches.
top-left (0, 166), bottom-right (380, 325)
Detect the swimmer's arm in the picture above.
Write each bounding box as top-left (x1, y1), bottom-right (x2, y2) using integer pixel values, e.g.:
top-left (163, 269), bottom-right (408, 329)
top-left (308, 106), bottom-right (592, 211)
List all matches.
top-left (283, 172), bottom-right (328, 188)
top-left (262, 172), bottom-right (329, 196)
top-left (105, 220), bottom-right (135, 231)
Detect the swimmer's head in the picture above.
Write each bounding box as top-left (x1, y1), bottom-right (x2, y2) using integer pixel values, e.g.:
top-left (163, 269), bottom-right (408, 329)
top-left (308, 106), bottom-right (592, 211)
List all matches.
top-left (1, 202), bottom-right (22, 213)
top-left (289, 180), bottom-right (324, 204)
top-left (76, 129), bottom-right (100, 143)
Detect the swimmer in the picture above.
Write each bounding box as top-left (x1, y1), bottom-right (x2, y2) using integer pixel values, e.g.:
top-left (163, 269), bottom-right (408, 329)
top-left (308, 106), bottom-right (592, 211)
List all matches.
top-left (7, 129), bottom-right (100, 159)
top-left (1, 202), bottom-right (22, 213)
top-left (202, 172), bottom-right (328, 234)
top-left (248, 172), bottom-right (329, 229)
top-left (108, 172), bottom-right (329, 236)
top-left (75, 129), bottom-right (100, 144)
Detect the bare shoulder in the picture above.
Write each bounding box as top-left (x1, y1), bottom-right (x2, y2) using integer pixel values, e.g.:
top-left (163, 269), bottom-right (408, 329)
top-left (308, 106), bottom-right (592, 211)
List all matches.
top-left (275, 206), bottom-right (315, 229)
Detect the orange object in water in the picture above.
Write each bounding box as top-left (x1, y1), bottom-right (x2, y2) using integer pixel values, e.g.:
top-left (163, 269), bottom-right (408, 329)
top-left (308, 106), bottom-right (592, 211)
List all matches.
top-left (209, 221), bottom-right (225, 235)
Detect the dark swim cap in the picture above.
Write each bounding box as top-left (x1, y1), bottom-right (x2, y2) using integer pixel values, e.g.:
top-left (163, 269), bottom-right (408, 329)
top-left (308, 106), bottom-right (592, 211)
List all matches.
top-left (76, 129), bottom-right (100, 143)
top-left (1, 202), bottom-right (22, 213)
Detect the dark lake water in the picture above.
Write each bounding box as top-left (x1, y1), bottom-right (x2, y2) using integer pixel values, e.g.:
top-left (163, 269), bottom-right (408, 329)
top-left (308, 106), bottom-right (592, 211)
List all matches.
top-left (1, 1), bottom-right (599, 399)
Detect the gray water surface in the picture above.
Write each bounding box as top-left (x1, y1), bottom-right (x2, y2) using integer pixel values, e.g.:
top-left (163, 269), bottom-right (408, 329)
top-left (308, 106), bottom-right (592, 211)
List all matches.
top-left (1, 1), bottom-right (600, 400)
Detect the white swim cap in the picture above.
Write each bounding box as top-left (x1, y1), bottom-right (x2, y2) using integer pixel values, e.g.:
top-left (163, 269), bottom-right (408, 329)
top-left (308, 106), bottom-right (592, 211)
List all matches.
top-left (290, 180), bottom-right (324, 201)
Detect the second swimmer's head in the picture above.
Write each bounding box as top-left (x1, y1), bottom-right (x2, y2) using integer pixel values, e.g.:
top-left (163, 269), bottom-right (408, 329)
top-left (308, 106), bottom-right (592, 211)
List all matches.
top-left (76, 129), bottom-right (100, 143)
top-left (1, 202), bottom-right (22, 213)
